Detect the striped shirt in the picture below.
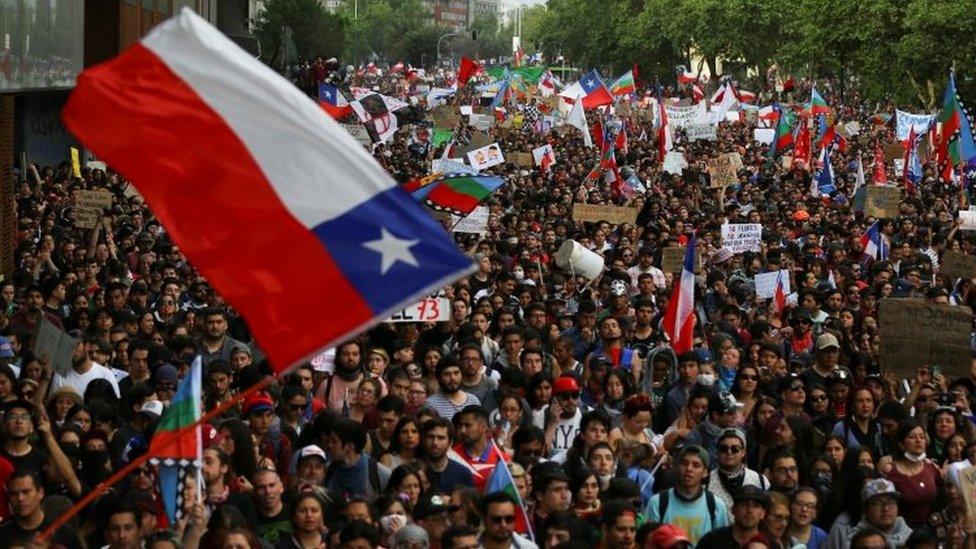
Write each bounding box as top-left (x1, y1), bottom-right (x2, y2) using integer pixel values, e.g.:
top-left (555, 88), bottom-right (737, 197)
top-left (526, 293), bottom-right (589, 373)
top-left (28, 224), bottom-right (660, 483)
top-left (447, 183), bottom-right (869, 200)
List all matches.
top-left (426, 392), bottom-right (481, 420)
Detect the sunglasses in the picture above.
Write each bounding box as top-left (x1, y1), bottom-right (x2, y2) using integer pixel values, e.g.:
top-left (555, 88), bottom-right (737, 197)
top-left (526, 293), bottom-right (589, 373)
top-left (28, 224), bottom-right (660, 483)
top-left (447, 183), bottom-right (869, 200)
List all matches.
top-left (739, 374), bottom-right (759, 381)
top-left (810, 394), bottom-right (828, 402)
top-left (489, 515), bottom-right (515, 524)
top-left (789, 384), bottom-right (805, 392)
top-left (718, 444), bottom-right (742, 454)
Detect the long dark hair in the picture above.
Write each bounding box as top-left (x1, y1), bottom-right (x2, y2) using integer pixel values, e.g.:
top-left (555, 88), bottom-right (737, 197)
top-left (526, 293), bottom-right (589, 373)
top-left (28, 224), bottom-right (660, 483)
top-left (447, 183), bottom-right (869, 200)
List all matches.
top-left (218, 418), bottom-right (257, 481)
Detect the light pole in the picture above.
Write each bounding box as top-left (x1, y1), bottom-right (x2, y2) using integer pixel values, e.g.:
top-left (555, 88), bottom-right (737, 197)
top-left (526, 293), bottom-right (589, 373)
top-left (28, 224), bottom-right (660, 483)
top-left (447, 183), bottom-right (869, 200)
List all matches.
top-left (436, 32), bottom-right (460, 67)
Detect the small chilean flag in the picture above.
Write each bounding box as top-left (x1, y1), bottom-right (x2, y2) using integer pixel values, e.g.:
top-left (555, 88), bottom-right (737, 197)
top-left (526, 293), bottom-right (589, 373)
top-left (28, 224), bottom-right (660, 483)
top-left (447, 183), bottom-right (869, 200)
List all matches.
top-left (318, 83), bottom-right (354, 119)
top-left (662, 235), bottom-right (696, 355)
top-left (860, 221), bottom-right (889, 261)
top-left (774, 270), bottom-right (787, 318)
top-left (61, 9), bottom-right (474, 372)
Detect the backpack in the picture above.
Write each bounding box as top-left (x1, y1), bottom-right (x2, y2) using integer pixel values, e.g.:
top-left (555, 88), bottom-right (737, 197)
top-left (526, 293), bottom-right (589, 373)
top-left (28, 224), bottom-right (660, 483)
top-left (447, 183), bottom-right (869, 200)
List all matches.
top-left (658, 489), bottom-right (717, 528)
top-left (325, 456), bottom-right (382, 497)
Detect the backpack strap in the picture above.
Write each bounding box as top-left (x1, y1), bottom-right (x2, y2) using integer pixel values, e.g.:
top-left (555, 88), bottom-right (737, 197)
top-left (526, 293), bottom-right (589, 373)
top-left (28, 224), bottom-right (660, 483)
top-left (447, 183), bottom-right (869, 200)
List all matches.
top-left (657, 489), bottom-right (670, 521)
top-left (367, 457), bottom-right (381, 494)
top-left (705, 491), bottom-right (717, 528)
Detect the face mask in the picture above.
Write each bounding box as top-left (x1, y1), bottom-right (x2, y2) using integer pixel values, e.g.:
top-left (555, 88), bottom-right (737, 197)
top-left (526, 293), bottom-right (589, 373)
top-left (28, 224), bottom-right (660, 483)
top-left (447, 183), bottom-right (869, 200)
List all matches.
top-left (513, 268), bottom-right (525, 281)
top-left (811, 470), bottom-right (833, 491)
top-left (905, 451), bottom-right (926, 463)
top-left (82, 449), bottom-right (109, 470)
top-left (697, 373), bottom-right (716, 386)
top-left (380, 514), bottom-right (406, 534)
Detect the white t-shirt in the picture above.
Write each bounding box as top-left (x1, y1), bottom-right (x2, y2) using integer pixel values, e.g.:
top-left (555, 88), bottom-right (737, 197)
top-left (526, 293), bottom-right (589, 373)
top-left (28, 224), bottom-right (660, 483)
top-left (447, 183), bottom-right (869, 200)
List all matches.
top-left (51, 361), bottom-right (121, 398)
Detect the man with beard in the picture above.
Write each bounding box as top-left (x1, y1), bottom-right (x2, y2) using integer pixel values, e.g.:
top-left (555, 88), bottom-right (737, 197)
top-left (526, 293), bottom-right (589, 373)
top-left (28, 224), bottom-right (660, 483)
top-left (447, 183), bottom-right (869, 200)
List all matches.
top-left (195, 308), bottom-right (244, 367)
top-left (481, 491), bottom-right (539, 549)
top-left (201, 447), bottom-right (256, 522)
top-left (0, 400), bottom-right (80, 497)
top-left (318, 340), bottom-right (367, 410)
top-left (427, 355), bottom-right (480, 421)
top-left (696, 486), bottom-right (770, 548)
top-left (51, 336), bottom-right (121, 398)
top-left (459, 344), bottom-right (498, 410)
top-left (540, 376), bottom-right (586, 456)
top-left (452, 405), bottom-right (508, 490)
top-left (8, 284), bottom-right (64, 332)
top-left (421, 417), bottom-right (473, 493)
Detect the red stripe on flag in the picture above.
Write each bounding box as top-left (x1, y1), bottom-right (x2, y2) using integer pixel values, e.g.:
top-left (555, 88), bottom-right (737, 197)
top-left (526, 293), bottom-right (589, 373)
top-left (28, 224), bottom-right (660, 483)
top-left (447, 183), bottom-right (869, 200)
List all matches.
top-left (62, 44), bottom-right (374, 370)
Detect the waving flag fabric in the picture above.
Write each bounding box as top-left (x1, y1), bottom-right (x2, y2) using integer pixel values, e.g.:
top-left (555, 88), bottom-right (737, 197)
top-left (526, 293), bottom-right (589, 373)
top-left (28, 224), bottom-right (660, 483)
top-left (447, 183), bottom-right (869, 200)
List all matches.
top-left (485, 445), bottom-right (533, 538)
top-left (318, 83), bottom-right (353, 119)
top-left (809, 86), bottom-right (830, 115)
top-left (62, 9), bottom-right (474, 371)
top-left (610, 70), bottom-right (636, 96)
top-left (937, 70), bottom-right (976, 182)
top-left (860, 221), bottom-right (889, 260)
top-left (150, 356), bottom-right (202, 525)
top-left (815, 147), bottom-right (836, 196)
top-left (662, 236), bottom-right (696, 354)
top-left (457, 56), bottom-right (480, 86)
top-left (562, 70), bottom-right (614, 109)
top-left (903, 128), bottom-right (923, 194)
top-left (409, 173), bottom-right (505, 216)
top-left (769, 105), bottom-right (795, 158)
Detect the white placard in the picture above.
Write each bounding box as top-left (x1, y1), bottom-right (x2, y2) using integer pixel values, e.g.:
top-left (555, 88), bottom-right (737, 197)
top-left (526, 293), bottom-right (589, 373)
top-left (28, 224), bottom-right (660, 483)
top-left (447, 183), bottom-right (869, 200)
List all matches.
top-left (432, 158), bottom-right (478, 174)
top-left (467, 143), bottom-right (505, 170)
top-left (664, 102), bottom-right (708, 129)
top-left (686, 123), bottom-right (717, 141)
top-left (959, 210), bottom-right (976, 231)
top-left (754, 128), bottom-right (775, 145)
top-left (451, 205), bottom-right (490, 234)
top-left (532, 144), bottom-right (555, 167)
top-left (460, 105), bottom-right (474, 115)
top-left (893, 159), bottom-right (905, 175)
top-left (469, 113), bottom-right (493, 131)
top-left (721, 223), bottom-right (763, 253)
top-left (664, 151), bottom-right (687, 175)
top-left (389, 297), bottom-right (452, 322)
top-left (755, 270), bottom-right (791, 299)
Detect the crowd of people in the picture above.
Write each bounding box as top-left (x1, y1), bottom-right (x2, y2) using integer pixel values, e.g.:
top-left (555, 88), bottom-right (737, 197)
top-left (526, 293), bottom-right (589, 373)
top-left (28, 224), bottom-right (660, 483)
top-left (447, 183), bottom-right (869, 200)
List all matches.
top-left (1, 55), bottom-right (975, 549)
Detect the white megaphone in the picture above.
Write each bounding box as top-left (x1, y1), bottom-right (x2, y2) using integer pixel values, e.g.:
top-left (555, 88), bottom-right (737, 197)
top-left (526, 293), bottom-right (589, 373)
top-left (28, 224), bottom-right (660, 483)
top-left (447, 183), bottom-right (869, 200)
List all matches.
top-left (554, 239), bottom-right (605, 280)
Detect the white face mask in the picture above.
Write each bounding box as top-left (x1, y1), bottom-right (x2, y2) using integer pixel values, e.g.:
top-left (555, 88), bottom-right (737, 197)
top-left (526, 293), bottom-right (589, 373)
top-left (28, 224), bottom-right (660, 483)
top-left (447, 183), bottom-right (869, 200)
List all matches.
top-left (513, 268), bottom-right (525, 281)
top-left (380, 514), bottom-right (406, 534)
top-left (697, 373), bottom-right (716, 386)
top-left (905, 451), bottom-right (926, 463)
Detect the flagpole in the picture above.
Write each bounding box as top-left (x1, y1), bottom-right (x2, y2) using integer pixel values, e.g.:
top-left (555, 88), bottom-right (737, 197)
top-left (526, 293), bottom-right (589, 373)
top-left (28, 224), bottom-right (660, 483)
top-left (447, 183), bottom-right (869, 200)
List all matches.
top-left (40, 376), bottom-right (272, 541)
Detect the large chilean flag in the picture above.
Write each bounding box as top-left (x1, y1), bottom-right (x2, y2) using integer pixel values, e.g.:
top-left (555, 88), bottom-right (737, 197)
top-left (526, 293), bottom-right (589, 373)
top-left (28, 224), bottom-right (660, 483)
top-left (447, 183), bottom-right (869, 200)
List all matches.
top-left (62, 9), bottom-right (474, 372)
top-left (662, 235), bottom-right (696, 355)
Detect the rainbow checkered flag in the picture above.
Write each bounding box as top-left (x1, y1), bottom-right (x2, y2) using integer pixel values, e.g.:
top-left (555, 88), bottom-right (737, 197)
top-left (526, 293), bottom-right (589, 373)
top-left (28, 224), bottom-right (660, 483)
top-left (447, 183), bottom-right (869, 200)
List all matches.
top-left (150, 356), bottom-right (203, 525)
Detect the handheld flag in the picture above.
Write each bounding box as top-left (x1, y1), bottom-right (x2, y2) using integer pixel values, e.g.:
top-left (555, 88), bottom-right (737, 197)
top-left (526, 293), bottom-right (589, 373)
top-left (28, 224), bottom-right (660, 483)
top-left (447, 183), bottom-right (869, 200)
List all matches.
top-left (485, 444), bottom-right (533, 539)
top-left (815, 147), bottom-right (836, 196)
top-left (860, 221), bottom-right (889, 261)
top-left (409, 173), bottom-right (505, 216)
top-left (318, 83), bottom-right (354, 119)
top-left (575, 70), bottom-right (614, 109)
top-left (657, 89), bottom-right (673, 159)
top-left (610, 70), bottom-right (636, 96)
top-left (662, 235), bottom-right (696, 354)
top-left (809, 86), bottom-right (830, 115)
top-left (151, 356), bottom-right (203, 525)
top-left (566, 99), bottom-right (593, 148)
top-left (902, 127), bottom-right (923, 194)
top-left (457, 57), bottom-right (480, 86)
top-left (937, 70), bottom-right (976, 182)
top-left (873, 142), bottom-right (887, 184)
top-left (62, 9), bottom-right (474, 371)
top-left (774, 270), bottom-right (787, 318)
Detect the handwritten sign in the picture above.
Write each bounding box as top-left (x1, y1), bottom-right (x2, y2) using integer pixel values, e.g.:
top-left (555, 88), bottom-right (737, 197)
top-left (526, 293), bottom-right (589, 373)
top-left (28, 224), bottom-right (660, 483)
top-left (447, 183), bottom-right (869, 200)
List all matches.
top-left (941, 250), bottom-right (976, 281)
top-left (878, 299), bottom-right (973, 379)
top-left (663, 151), bottom-right (687, 175)
top-left (389, 297), bottom-right (452, 323)
top-left (451, 205), bottom-right (490, 234)
top-left (74, 189), bottom-right (114, 229)
top-left (959, 210), bottom-right (976, 231)
top-left (665, 102), bottom-right (708, 129)
top-left (864, 186), bottom-right (901, 219)
top-left (509, 152), bottom-right (534, 167)
top-left (467, 143), bottom-right (505, 171)
top-left (754, 128), bottom-right (775, 145)
top-left (469, 113), bottom-right (493, 131)
top-left (661, 247), bottom-right (704, 274)
top-left (686, 123), bottom-right (717, 141)
top-left (572, 204), bottom-right (639, 225)
top-left (32, 317), bottom-right (79, 377)
top-left (721, 223), bottom-right (762, 253)
top-left (707, 154), bottom-right (738, 188)
top-left (755, 270), bottom-right (791, 299)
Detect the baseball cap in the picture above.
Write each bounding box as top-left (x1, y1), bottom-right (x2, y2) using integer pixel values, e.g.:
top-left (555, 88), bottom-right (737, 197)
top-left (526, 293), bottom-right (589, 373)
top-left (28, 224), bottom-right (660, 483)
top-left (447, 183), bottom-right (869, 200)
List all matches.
top-left (816, 333), bottom-right (840, 350)
top-left (674, 443), bottom-right (710, 469)
top-left (862, 478), bottom-right (899, 502)
top-left (708, 390), bottom-right (742, 415)
top-left (392, 525), bottom-right (430, 549)
top-left (552, 375), bottom-right (580, 395)
top-left (153, 364), bottom-right (179, 387)
top-left (297, 444), bottom-right (328, 463)
top-left (734, 485), bottom-right (770, 508)
top-left (648, 524), bottom-right (692, 548)
top-left (413, 494), bottom-right (449, 520)
top-left (243, 393), bottom-right (275, 416)
top-left (139, 400), bottom-right (164, 418)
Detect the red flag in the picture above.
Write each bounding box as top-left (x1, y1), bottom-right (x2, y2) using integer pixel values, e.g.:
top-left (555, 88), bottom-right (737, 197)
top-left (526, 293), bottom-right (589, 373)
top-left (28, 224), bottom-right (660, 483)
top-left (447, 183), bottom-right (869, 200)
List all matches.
top-left (873, 142), bottom-right (886, 184)
top-left (615, 123), bottom-right (629, 156)
top-left (793, 119), bottom-right (811, 170)
top-left (317, 100), bottom-right (354, 120)
top-left (458, 57), bottom-right (480, 86)
top-left (591, 117), bottom-right (606, 151)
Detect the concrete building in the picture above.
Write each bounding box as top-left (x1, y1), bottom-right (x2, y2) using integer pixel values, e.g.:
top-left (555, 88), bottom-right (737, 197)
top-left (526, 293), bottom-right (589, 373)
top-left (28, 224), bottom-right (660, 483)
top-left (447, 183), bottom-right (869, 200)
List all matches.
top-left (421, 0), bottom-right (470, 30)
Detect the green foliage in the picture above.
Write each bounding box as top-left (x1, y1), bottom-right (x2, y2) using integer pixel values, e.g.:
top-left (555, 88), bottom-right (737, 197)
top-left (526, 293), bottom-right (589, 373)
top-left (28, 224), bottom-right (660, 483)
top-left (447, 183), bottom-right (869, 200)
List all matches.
top-left (339, 0), bottom-right (443, 65)
top-left (254, 0), bottom-right (345, 65)
top-left (532, 0), bottom-right (976, 105)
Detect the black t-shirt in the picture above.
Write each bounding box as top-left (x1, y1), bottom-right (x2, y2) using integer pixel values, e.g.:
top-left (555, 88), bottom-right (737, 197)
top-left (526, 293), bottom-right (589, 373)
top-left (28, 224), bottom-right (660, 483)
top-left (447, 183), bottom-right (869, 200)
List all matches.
top-left (255, 505), bottom-right (292, 544)
top-left (0, 516), bottom-right (82, 549)
top-left (0, 447), bottom-right (48, 476)
top-left (695, 526), bottom-right (737, 549)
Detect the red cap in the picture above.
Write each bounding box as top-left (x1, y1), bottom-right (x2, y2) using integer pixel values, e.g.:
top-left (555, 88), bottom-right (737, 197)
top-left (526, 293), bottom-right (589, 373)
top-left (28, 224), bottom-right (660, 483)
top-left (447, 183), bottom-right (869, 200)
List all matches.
top-left (649, 524), bottom-right (692, 548)
top-left (201, 423), bottom-right (219, 448)
top-left (243, 393), bottom-right (275, 416)
top-left (552, 376), bottom-right (580, 394)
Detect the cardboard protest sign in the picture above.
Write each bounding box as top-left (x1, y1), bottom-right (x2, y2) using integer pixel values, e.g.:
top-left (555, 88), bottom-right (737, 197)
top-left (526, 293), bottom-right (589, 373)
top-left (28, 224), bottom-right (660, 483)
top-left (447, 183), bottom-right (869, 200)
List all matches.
top-left (754, 270), bottom-right (791, 299)
top-left (707, 154), bottom-right (738, 188)
top-left (70, 147), bottom-right (82, 178)
top-left (467, 143), bottom-right (505, 171)
top-left (883, 143), bottom-right (904, 162)
top-left (686, 123), bottom-right (717, 141)
top-left (32, 317), bottom-right (79, 377)
top-left (841, 121), bottom-right (861, 136)
top-left (865, 186), bottom-right (900, 218)
top-left (661, 246), bottom-right (704, 273)
top-left (509, 152), bottom-right (534, 167)
top-left (389, 296), bottom-right (452, 322)
top-left (665, 102), bottom-right (708, 129)
top-left (430, 106), bottom-right (460, 128)
top-left (468, 113), bottom-right (493, 131)
top-left (721, 223), bottom-right (762, 253)
top-left (451, 205), bottom-right (490, 234)
top-left (754, 129), bottom-right (776, 145)
top-left (959, 210), bottom-right (976, 231)
top-left (459, 105), bottom-right (473, 116)
top-left (663, 151), bottom-right (687, 175)
top-left (941, 250), bottom-right (976, 281)
top-left (572, 203), bottom-right (639, 225)
top-left (341, 124), bottom-right (372, 148)
top-left (75, 189), bottom-right (114, 229)
top-left (878, 299), bottom-right (973, 378)
top-left (729, 152), bottom-right (744, 171)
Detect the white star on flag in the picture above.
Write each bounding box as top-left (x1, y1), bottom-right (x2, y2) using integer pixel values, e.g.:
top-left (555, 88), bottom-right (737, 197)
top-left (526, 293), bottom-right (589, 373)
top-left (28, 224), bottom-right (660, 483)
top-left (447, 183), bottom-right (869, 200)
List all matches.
top-left (363, 227), bottom-right (420, 274)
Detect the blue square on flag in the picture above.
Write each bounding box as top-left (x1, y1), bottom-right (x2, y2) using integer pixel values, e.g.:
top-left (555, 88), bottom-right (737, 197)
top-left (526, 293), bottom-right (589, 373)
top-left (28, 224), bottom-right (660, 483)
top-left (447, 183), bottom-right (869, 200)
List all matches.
top-left (580, 70), bottom-right (606, 94)
top-left (319, 83), bottom-right (338, 104)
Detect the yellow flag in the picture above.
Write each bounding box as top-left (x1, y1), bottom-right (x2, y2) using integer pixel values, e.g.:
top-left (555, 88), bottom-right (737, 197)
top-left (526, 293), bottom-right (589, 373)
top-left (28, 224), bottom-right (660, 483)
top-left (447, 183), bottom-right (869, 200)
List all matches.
top-left (70, 147), bottom-right (82, 178)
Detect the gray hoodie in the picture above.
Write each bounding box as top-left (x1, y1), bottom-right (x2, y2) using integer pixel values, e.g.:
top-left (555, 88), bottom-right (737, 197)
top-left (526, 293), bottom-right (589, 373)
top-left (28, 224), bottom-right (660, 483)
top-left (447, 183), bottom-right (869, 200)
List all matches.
top-left (825, 516), bottom-right (913, 549)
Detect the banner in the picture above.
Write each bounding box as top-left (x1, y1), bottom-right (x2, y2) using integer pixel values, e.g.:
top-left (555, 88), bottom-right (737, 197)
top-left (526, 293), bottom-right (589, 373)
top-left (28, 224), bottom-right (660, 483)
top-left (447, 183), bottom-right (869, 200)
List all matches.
top-left (572, 203), bottom-right (639, 224)
top-left (451, 205), bottom-right (490, 234)
top-left (721, 223), bottom-right (762, 253)
top-left (754, 128), bottom-right (775, 145)
top-left (686, 123), bottom-right (717, 141)
top-left (665, 102), bottom-right (708, 129)
top-left (895, 110), bottom-right (935, 142)
top-left (389, 297), bottom-right (452, 322)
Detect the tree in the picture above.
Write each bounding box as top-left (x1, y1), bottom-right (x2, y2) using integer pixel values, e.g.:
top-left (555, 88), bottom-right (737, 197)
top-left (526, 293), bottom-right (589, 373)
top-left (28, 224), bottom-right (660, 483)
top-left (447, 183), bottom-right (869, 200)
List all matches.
top-left (254, 0), bottom-right (345, 66)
